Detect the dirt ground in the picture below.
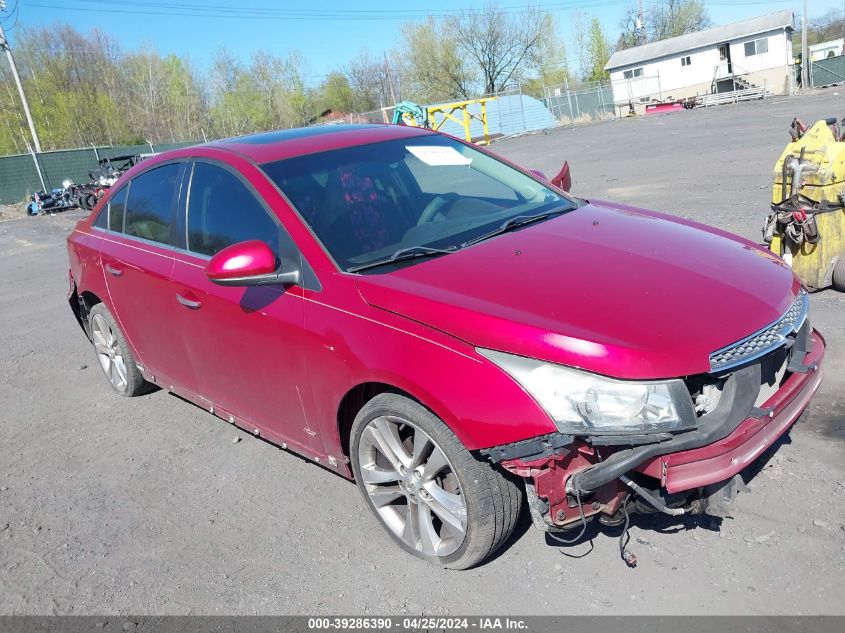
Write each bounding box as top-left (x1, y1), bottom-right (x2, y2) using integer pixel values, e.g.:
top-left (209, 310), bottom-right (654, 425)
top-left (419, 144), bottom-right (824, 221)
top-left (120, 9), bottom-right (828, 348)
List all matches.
top-left (0, 203), bottom-right (25, 223)
top-left (1, 90), bottom-right (843, 616)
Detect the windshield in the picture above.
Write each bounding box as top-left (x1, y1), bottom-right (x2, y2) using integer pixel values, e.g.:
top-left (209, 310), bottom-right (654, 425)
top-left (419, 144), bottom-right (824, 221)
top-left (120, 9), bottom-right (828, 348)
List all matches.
top-left (261, 134), bottom-right (577, 273)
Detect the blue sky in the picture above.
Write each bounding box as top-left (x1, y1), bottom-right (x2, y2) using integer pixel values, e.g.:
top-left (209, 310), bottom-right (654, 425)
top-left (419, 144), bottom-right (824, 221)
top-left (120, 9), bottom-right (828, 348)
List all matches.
top-left (2, 0), bottom-right (844, 84)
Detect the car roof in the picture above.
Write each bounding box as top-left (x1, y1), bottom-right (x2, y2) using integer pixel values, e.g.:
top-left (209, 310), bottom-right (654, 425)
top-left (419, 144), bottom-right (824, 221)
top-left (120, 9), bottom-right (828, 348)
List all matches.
top-left (208, 123), bottom-right (434, 164)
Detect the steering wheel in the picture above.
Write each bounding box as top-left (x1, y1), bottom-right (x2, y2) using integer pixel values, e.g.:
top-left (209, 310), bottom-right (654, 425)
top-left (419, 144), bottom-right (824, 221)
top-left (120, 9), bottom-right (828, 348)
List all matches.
top-left (416, 193), bottom-right (459, 226)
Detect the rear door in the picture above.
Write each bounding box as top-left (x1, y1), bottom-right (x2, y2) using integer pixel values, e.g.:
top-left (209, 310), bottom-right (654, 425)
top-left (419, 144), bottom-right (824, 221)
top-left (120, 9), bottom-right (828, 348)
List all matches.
top-left (170, 160), bottom-right (320, 454)
top-left (97, 162), bottom-right (188, 387)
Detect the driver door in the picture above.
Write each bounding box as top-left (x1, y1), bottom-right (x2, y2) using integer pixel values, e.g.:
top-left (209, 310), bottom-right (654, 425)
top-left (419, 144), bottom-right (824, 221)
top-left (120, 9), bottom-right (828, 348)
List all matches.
top-left (170, 161), bottom-right (320, 454)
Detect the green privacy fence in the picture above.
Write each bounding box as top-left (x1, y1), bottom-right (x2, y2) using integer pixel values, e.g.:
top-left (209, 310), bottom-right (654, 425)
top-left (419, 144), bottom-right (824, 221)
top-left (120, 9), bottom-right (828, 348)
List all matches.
top-left (811, 54), bottom-right (845, 88)
top-left (0, 140), bottom-right (200, 205)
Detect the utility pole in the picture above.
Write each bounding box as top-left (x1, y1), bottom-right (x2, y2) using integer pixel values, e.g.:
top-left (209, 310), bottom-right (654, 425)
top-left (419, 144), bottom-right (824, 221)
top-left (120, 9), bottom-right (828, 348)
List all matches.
top-left (0, 13), bottom-right (43, 152)
top-left (383, 51), bottom-right (397, 106)
top-left (801, 0), bottom-right (809, 90)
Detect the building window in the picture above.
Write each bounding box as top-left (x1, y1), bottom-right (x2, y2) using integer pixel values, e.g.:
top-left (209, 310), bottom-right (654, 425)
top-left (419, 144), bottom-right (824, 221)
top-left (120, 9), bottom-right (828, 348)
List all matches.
top-left (744, 37), bottom-right (769, 57)
top-left (623, 67), bottom-right (644, 79)
top-left (681, 56), bottom-right (692, 66)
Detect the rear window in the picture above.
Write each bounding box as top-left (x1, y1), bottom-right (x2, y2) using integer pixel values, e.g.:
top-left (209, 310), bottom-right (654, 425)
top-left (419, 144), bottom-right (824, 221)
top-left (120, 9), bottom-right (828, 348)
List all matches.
top-left (124, 164), bottom-right (181, 246)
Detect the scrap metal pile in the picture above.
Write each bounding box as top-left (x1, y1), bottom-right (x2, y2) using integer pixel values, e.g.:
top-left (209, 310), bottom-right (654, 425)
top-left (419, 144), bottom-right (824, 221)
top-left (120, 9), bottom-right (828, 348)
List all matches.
top-left (26, 154), bottom-right (141, 216)
top-left (763, 116), bottom-right (845, 291)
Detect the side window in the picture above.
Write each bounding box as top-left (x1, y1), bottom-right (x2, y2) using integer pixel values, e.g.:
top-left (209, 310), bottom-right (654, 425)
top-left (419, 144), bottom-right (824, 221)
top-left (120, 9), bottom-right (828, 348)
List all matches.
top-left (187, 162), bottom-right (280, 257)
top-left (124, 164), bottom-right (181, 246)
top-left (107, 185), bottom-right (128, 232)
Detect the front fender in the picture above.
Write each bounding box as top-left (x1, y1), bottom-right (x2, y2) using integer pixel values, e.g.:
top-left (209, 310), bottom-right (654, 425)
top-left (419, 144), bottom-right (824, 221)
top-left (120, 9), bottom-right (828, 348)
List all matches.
top-left (301, 286), bottom-right (557, 458)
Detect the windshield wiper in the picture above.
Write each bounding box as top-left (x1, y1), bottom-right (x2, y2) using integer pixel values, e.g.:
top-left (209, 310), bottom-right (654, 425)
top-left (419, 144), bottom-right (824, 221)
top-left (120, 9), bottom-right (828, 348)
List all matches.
top-left (461, 208), bottom-right (571, 248)
top-left (347, 245), bottom-right (457, 273)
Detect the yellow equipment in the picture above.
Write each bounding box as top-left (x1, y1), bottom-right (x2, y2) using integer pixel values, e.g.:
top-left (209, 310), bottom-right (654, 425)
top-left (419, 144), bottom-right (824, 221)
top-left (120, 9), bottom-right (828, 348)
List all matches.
top-left (765, 118), bottom-right (845, 291)
top-left (386, 97), bottom-right (494, 145)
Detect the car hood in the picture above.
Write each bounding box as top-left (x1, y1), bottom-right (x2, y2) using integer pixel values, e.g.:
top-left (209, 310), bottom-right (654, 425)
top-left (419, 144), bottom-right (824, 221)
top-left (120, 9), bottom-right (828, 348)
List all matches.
top-left (355, 201), bottom-right (800, 379)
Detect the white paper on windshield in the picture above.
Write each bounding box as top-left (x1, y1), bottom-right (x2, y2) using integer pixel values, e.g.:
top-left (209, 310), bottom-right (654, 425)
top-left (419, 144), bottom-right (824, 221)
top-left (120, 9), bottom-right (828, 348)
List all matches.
top-left (407, 145), bottom-right (472, 166)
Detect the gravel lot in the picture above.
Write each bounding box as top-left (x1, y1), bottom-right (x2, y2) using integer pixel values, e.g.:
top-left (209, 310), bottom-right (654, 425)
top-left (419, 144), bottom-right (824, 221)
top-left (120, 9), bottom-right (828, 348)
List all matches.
top-left (1, 90), bottom-right (843, 616)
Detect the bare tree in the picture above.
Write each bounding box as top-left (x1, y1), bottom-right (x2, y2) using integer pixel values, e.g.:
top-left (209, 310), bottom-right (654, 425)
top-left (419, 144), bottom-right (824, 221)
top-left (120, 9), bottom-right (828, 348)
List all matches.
top-left (647, 0), bottom-right (711, 42)
top-left (451, 3), bottom-right (552, 95)
top-left (346, 49), bottom-right (402, 111)
top-left (616, 2), bottom-right (645, 50)
top-left (807, 8), bottom-right (845, 45)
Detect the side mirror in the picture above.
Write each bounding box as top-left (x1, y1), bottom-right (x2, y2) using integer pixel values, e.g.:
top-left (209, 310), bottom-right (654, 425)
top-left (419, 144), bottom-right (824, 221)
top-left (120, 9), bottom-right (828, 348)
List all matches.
top-left (206, 240), bottom-right (301, 287)
top-left (529, 169), bottom-right (548, 181)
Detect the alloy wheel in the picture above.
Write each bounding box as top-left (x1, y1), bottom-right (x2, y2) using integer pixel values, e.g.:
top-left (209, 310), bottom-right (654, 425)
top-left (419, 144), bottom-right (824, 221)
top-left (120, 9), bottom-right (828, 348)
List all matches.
top-left (357, 415), bottom-right (468, 557)
top-left (92, 313), bottom-right (128, 392)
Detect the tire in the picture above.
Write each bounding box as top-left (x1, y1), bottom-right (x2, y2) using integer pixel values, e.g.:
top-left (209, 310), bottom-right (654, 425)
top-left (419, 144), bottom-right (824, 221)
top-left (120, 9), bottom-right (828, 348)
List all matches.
top-left (350, 393), bottom-right (522, 569)
top-left (832, 255), bottom-right (845, 292)
top-left (83, 193), bottom-right (97, 211)
top-left (88, 303), bottom-right (149, 397)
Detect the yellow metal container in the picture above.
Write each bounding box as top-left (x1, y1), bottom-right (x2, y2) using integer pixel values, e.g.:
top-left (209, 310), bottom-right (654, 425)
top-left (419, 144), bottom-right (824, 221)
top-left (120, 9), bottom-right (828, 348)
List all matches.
top-left (769, 120), bottom-right (845, 289)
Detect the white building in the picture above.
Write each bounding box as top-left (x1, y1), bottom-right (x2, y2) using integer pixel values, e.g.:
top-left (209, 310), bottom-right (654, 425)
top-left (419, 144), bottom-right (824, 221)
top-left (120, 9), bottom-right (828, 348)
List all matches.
top-left (605, 11), bottom-right (795, 112)
top-left (809, 39), bottom-right (844, 61)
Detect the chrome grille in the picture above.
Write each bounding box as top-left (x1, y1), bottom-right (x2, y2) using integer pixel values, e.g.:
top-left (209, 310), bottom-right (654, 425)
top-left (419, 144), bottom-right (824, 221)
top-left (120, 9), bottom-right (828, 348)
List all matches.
top-left (709, 289), bottom-right (808, 373)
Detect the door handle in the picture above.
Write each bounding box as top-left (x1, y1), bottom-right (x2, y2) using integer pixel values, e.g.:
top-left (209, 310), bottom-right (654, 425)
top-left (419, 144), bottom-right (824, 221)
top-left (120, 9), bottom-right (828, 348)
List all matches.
top-left (104, 263), bottom-right (123, 277)
top-left (176, 293), bottom-right (202, 310)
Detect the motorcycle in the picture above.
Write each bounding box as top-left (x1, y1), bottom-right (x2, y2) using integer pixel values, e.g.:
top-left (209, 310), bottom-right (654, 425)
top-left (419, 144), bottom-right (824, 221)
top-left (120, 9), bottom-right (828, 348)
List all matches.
top-left (27, 179), bottom-right (80, 216)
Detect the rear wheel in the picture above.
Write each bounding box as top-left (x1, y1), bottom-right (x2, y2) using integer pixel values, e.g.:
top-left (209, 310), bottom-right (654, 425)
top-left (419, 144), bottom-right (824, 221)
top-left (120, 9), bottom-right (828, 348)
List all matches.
top-left (350, 393), bottom-right (522, 569)
top-left (89, 303), bottom-right (148, 397)
top-left (832, 255), bottom-right (845, 292)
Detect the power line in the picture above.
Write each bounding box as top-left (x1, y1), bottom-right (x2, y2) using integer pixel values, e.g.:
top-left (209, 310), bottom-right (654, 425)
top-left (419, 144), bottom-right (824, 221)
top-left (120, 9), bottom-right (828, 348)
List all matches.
top-left (55, 0), bottom-right (632, 16)
top-left (28, 0), bottom-right (635, 22)
top-left (0, 0), bottom-right (18, 28)
top-left (22, 0), bottom-right (803, 25)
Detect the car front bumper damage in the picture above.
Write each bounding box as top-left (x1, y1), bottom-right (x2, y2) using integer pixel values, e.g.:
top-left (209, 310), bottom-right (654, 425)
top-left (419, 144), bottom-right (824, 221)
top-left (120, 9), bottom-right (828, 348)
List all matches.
top-left (485, 328), bottom-right (826, 530)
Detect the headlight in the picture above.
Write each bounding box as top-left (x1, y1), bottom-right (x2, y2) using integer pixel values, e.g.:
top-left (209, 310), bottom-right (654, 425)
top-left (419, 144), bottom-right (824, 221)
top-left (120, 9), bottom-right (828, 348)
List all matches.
top-left (478, 349), bottom-right (697, 435)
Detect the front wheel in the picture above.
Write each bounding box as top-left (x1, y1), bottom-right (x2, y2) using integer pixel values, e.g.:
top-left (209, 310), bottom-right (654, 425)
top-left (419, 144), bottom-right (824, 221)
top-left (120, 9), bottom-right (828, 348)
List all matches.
top-left (350, 393), bottom-right (522, 569)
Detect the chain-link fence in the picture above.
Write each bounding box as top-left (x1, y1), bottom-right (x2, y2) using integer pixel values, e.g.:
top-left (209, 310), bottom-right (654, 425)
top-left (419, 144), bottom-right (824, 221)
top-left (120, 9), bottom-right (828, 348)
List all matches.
top-left (543, 75), bottom-right (665, 123)
top-left (543, 80), bottom-right (615, 123)
top-left (1, 82), bottom-right (634, 204)
top-left (332, 87), bottom-right (559, 142)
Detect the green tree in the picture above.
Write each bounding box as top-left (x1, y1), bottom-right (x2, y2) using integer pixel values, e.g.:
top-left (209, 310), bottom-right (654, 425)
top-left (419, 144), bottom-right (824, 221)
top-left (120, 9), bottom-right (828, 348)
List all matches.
top-left (586, 18), bottom-right (611, 81)
top-left (401, 17), bottom-right (475, 102)
top-left (522, 15), bottom-right (570, 96)
top-left (319, 71), bottom-right (356, 113)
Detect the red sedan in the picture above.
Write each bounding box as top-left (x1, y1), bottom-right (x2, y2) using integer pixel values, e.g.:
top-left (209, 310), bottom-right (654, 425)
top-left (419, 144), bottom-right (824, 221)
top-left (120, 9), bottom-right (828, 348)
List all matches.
top-left (67, 125), bottom-right (825, 569)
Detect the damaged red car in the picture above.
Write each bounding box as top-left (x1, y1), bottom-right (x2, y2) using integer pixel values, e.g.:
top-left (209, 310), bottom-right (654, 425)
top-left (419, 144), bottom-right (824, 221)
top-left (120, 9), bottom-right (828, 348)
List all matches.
top-left (67, 124), bottom-right (825, 569)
